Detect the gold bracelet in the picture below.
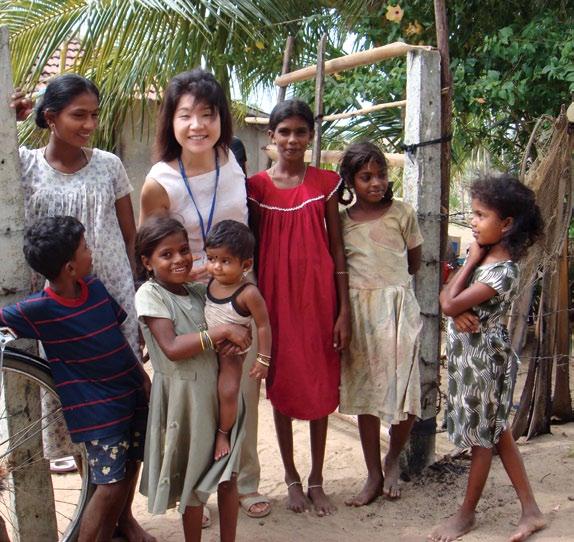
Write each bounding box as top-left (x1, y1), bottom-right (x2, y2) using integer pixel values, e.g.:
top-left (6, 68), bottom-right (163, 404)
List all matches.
top-left (204, 331), bottom-right (214, 350)
top-left (256, 355), bottom-right (270, 367)
top-left (335, 270), bottom-right (349, 275)
top-left (199, 331), bottom-right (206, 351)
top-left (256, 352), bottom-right (271, 360)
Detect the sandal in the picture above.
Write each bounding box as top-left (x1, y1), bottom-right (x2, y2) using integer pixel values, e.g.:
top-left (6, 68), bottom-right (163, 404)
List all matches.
top-left (239, 492), bottom-right (272, 518)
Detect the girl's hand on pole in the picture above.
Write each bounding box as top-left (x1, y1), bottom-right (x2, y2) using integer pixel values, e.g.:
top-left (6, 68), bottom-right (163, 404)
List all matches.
top-left (10, 90), bottom-right (34, 121)
top-left (453, 310), bottom-right (480, 333)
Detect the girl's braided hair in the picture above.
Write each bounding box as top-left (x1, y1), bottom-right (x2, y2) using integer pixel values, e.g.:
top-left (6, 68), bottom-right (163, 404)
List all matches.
top-left (471, 174), bottom-right (544, 261)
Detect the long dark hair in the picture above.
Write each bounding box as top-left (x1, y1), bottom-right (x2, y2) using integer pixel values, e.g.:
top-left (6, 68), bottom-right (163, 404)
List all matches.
top-left (470, 174), bottom-right (544, 261)
top-left (338, 141), bottom-right (392, 205)
top-left (268, 99), bottom-right (314, 132)
top-left (135, 215), bottom-right (189, 280)
top-left (154, 69), bottom-right (233, 162)
top-left (35, 74), bottom-right (99, 129)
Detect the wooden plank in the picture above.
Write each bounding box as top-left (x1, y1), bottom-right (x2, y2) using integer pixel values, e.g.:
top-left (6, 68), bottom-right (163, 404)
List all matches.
top-left (0, 26), bottom-right (58, 541)
top-left (323, 100), bottom-right (406, 122)
top-left (277, 35), bottom-right (295, 103)
top-left (312, 35), bottom-right (327, 168)
top-left (263, 145), bottom-right (405, 168)
top-left (245, 116), bottom-right (270, 125)
top-left (275, 42), bottom-right (433, 87)
top-left (401, 49), bottom-right (442, 472)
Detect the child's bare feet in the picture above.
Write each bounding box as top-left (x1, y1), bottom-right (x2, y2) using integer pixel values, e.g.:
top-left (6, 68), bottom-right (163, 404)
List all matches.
top-left (117, 515), bottom-right (157, 542)
top-left (214, 429), bottom-right (230, 461)
top-left (286, 480), bottom-right (310, 513)
top-left (307, 484), bottom-right (337, 517)
top-left (508, 511), bottom-right (546, 542)
top-left (428, 510), bottom-right (476, 542)
top-left (383, 454), bottom-right (402, 499)
top-left (344, 474), bottom-right (383, 506)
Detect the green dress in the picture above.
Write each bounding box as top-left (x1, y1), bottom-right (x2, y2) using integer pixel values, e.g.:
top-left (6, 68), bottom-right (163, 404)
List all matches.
top-left (446, 261), bottom-right (519, 449)
top-left (135, 280), bottom-right (245, 514)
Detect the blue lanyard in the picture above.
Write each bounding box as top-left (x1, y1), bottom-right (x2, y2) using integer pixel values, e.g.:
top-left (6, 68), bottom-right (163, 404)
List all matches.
top-left (177, 151), bottom-right (220, 245)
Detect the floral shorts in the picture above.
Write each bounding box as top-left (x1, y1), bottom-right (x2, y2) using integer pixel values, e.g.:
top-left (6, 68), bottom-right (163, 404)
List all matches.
top-left (85, 426), bottom-right (145, 485)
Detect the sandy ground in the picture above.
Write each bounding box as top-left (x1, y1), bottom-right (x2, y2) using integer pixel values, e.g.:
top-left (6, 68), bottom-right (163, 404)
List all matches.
top-left (126, 387), bottom-right (574, 542)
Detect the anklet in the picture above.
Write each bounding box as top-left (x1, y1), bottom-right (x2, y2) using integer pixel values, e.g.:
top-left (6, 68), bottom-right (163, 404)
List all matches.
top-left (287, 480), bottom-right (302, 489)
top-left (217, 428), bottom-right (229, 435)
top-left (308, 484), bottom-right (323, 489)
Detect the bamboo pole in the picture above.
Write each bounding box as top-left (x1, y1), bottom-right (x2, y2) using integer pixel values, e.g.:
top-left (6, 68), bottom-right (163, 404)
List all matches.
top-left (312, 35), bottom-right (327, 168)
top-left (275, 42), bottom-right (433, 87)
top-left (263, 145), bottom-right (405, 168)
top-left (277, 35), bottom-right (295, 103)
top-left (247, 99), bottom-right (407, 125)
top-left (323, 100), bottom-right (407, 122)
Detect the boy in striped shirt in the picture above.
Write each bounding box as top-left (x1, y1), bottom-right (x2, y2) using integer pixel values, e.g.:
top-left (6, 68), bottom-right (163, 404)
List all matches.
top-left (0, 216), bottom-right (152, 542)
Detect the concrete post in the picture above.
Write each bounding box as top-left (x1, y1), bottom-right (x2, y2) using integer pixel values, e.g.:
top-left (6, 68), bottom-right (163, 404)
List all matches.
top-left (0, 26), bottom-right (58, 541)
top-left (402, 49), bottom-right (442, 473)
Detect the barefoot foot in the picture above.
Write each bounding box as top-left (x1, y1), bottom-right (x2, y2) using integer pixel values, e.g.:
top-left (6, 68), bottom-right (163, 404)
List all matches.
top-left (117, 515), bottom-right (157, 542)
top-left (508, 511), bottom-right (546, 542)
top-left (307, 484), bottom-right (337, 517)
top-left (214, 429), bottom-right (230, 461)
top-left (344, 475), bottom-right (383, 507)
top-left (383, 455), bottom-right (402, 499)
top-left (428, 510), bottom-right (476, 542)
top-left (286, 481), bottom-right (310, 513)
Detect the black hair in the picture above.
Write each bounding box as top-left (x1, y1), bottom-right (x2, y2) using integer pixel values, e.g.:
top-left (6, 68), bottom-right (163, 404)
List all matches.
top-left (338, 141), bottom-right (392, 205)
top-left (268, 99), bottom-right (314, 132)
top-left (204, 220), bottom-right (255, 261)
top-left (35, 74), bottom-right (100, 129)
top-left (470, 174), bottom-right (544, 261)
top-left (135, 215), bottom-right (189, 280)
top-left (23, 216), bottom-right (85, 281)
top-left (154, 69), bottom-right (233, 162)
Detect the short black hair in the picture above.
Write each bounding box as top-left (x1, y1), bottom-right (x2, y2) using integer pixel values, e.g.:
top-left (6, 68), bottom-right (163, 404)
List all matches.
top-left (135, 215), bottom-right (189, 280)
top-left (23, 216), bottom-right (85, 281)
top-left (35, 74), bottom-right (99, 129)
top-left (268, 99), bottom-right (314, 132)
top-left (339, 141), bottom-right (391, 205)
top-left (204, 220), bottom-right (255, 261)
top-left (154, 69), bottom-right (233, 162)
top-left (471, 174), bottom-right (544, 261)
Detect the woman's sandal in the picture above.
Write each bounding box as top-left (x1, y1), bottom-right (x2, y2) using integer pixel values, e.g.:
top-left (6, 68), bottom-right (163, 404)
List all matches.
top-left (238, 492), bottom-right (272, 518)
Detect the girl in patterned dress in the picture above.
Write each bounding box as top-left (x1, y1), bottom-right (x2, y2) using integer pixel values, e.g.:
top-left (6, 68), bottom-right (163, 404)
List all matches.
top-left (338, 142), bottom-right (423, 506)
top-left (431, 175), bottom-right (545, 542)
top-left (247, 100), bottom-right (351, 516)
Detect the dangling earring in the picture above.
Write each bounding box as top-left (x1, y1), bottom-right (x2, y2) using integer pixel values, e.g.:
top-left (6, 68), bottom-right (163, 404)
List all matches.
top-left (341, 184), bottom-right (354, 205)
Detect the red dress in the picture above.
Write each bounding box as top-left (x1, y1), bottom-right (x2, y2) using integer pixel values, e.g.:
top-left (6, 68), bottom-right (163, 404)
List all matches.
top-left (247, 167), bottom-right (341, 420)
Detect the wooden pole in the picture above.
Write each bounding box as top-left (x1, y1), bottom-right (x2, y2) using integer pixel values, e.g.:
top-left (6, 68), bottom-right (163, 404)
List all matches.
top-left (311, 35), bottom-right (327, 168)
top-left (263, 145), bottom-right (405, 168)
top-left (402, 49), bottom-right (442, 473)
top-left (275, 42), bottom-right (433, 87)
top-left (277, 35), bottom-right (295, 103)
top-left (434, 0), bottom-right (453, 276)
top-left (0, 26), bottom-right (58, 541)
top-left (323, 100), bottom-right (407, 122)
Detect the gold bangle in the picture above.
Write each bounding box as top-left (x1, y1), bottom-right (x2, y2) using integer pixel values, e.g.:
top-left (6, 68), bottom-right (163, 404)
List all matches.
top-left (256, 352), bottom-right (271, 360)
top-left (199, 331), bottom-right (206, 351)
top-left (256, 357), bottom-right (270, 368)
top-left (204, 331), bottom-right (214, 350)
top-left (335, 271), bottom-right (349, 275)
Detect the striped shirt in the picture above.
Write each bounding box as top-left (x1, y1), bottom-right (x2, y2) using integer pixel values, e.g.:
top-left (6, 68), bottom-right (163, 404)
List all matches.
top-left (0, 276), bottom-right (147, 442)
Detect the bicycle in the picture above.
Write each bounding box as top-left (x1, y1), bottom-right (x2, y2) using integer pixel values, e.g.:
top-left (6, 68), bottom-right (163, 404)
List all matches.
top-left (0, 327), bottom-right (93, 541)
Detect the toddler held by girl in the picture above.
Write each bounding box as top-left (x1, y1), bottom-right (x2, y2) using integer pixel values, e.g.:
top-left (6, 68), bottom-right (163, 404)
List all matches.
top-left (338, 142), bottom-right (423, 505)
top-left (431, 174), bottom-right (545, 542)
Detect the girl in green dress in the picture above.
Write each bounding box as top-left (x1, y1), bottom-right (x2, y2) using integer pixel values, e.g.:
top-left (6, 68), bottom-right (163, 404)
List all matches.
top-left (431, 175), bottom-right (545, 542)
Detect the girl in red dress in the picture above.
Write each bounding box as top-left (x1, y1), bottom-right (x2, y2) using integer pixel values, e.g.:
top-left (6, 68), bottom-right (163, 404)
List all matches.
top-left (247, 100), bottom-right (351, 516)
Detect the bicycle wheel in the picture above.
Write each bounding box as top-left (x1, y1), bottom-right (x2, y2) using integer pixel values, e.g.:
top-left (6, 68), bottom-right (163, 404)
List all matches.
top-left (0, 347), bottom-right (93, 542)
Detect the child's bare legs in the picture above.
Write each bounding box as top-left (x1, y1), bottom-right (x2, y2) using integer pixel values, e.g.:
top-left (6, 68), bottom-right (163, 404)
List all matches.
top-left (273, 408), bottom-right (309, 513)
top-left (428, 445), bottom-right (493, 542)
top-left (79, 476), bottom-right (132, 541)
top-left (182, 505), bottom-right (203, 541)
top-left (215, 355), bottom-right (244, 460)
top-left (383, 414), bottom-right (416, 499)
top-left (308, 416), bottom-right (337, 516)
top-left (218, 473), bottom-right (239, 542)
top-left (496, 429), bottom-right (545, 542)
top-left (117, 461), bottom-right (157, 542)
top-left (345, 414), bottom-right (384, 506)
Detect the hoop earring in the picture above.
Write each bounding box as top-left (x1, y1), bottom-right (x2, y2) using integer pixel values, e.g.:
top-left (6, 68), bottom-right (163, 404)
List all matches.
top-left (341, 184), bottom-right (354, 205)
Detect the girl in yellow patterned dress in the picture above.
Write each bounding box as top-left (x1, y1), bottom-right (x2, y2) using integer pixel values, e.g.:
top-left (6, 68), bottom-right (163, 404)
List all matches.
top-left (338, 142), bottom-right (423, 506)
